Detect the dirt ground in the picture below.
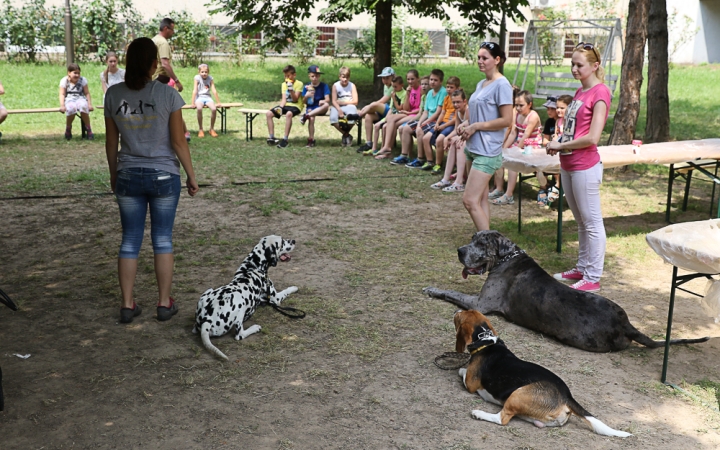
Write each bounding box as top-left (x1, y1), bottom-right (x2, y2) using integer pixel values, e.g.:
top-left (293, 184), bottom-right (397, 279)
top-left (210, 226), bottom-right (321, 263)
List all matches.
top-left (1, 176), bottom-right (719, 449)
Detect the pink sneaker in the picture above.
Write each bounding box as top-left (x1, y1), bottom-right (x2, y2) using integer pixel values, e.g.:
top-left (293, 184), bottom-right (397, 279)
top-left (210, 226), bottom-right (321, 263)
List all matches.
top-left (553, 268), bottom-right (583, 281)
top-left (570, 279), bottom-right (600, 292)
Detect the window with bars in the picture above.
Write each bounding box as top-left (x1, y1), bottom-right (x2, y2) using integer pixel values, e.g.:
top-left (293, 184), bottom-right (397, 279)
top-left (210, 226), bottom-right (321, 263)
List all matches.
top-left (508, 31), bottom-right (524, 58)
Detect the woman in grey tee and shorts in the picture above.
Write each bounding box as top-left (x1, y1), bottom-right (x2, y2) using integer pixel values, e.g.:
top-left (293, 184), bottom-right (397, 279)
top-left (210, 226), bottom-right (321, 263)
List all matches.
top-left (105, 37), bottom-right (199, 324)
top-left (460, 43), bottom-right (514, 231)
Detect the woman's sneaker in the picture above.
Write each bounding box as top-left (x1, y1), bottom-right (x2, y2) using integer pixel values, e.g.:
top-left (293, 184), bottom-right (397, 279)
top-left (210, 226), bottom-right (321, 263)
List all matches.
top-left (120, 303), bottom-right (142, 324)
top-left (570, 279), bottom-right (601, 292)
top-left (553, 268), bottom-right (583, 281)
top-left (157, 298), bottom-right (178, 321)
top-left (267, 137), bottom-right (279, 146)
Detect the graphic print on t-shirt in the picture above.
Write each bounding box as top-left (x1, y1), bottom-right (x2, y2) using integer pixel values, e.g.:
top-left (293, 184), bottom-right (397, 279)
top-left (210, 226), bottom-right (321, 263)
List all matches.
top-left (561, 99), bottom-right (583, 143)
top-left (115, 99), bottom-right (156, 116)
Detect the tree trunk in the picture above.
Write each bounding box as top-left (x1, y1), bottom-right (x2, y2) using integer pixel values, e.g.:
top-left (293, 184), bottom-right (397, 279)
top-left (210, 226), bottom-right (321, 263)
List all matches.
top-left (373, 0), bottom-right (393, 97)
top-left (498, 13), bottom-right (506, 75)
top-left (645, 0), bottom-right (670, 143)
top-left (608, 0), bottom-right (650, 145)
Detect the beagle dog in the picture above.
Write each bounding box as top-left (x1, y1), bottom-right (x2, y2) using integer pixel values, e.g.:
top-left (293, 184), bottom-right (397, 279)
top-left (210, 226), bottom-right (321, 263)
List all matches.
top-left (454, 310), bottom-right (631, 438)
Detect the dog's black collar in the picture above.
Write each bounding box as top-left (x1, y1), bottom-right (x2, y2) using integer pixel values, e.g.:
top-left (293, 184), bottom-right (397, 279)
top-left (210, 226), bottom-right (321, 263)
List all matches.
top-left (491, 249), bottom-right (526, 272)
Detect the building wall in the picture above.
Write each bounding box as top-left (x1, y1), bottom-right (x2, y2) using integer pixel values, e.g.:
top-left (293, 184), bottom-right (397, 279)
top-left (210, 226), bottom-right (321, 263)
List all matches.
top-left (693, 0), bottom-right (720, 63)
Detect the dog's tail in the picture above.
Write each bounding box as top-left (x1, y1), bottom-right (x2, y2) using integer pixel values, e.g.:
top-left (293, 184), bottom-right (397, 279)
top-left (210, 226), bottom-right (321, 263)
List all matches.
top-left (627, 324), bottom-right (710, 349)
top-left (201, 322), bottom-right (229, 361)
top-left (568, 398), bottom-right (632, 438)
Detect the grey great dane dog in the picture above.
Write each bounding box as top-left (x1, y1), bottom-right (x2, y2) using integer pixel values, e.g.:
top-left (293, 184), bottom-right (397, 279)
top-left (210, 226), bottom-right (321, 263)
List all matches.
top-left (424, 230), bottom-right (710, 353)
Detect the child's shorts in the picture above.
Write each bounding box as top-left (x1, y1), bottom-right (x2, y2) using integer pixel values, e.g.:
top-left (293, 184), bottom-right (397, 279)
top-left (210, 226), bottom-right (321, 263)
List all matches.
top-left (430, 125), bottom-right (455, 146)
top-left (65, 98), bottom-right (89, 116)
top-left (374, 103), bottom-right (390, 122)
top-left (330, 105), bottom-right (358, 124)
top-left (420, 121), bottom-right (436, 135)
top-left (464, 150), bottom-right (503, 175)
top-left (271, 105), bottom-right (301, 118)
top-left (402, 120), bottom-right (419, 132)
top-left (195, 97), bottom-right (214, 106)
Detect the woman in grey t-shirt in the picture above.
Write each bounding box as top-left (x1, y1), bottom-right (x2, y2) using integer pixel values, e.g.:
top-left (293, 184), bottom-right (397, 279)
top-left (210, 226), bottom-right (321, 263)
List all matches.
top-left (105, 37), bottom-right (199, 324)
top-left (459, 43), bottom-right (514, 231)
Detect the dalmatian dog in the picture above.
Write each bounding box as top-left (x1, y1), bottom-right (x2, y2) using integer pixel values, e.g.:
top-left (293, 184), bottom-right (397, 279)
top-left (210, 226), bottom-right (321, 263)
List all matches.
top-left (193, 235), bottom-right (297, 360)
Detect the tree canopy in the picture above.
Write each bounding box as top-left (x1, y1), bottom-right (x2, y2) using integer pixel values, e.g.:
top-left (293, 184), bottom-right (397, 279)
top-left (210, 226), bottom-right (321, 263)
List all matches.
top-left (209, 0), bottom-right (528, 54)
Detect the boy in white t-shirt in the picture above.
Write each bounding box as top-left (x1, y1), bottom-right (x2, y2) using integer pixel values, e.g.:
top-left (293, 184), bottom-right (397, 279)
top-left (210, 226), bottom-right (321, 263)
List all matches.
top-left (329, 66), bottom-right (359, 147)
top-left (59, 63), bottom-right (94, 140)
top-left (191, 64), bottom-right (222, 138)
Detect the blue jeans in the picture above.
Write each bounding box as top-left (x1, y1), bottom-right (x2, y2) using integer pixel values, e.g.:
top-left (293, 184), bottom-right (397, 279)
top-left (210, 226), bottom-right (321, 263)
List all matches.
top-left (115, 168), bottom-right (181, 259)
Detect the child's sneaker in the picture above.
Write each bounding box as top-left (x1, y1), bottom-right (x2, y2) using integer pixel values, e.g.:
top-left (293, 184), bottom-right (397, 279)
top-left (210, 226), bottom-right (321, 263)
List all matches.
top-left (362, 148), bottom-right (375, 156)
top-left (570, 279), bottom-right (601, 292)
top-left (420, 161), bottom-right (434, 171)
top-left (357, 142), bottom-right (372, 153)
top-left (267, 137), bottom-right (279, 146)
top-left (405, 158), bottom-right (425, 169)
top-left (277, 138), bottom-right (289, 148)
top-left (431, 164), bottom-right (442, 175)
top-left (442, 184), bottom-right (465, 192)
top-left (271, 106), bottom-right (283, 119)
top-left (185, 132), bottom-right (191, 143)
top-left (390, 155), bottom-right (409, 165)
top-left (553, 268), bottom-right (583, 281)
top-left (86, 131), bottom-right (94, 140)
top-left (305, 138), bottom-right (316, 148)
top-left (209, 130), bottom-right (218, 137)
top-left (198, 130), bottom-right (205, 138)
top-left (343, 134), bottom-right (353, 147)
top-left (64, 129), bottom-right (72, 140)
top-left (300, 114), bottom-right (309, 125)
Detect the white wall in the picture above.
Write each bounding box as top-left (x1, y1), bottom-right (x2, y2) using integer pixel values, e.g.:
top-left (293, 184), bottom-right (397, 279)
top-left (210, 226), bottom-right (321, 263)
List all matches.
top-left (693, 0), bottom-right (720, 63)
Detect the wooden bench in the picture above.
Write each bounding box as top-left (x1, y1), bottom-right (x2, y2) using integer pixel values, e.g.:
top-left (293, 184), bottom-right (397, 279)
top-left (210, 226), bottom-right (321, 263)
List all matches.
top-left (6, 107), bottom-right (92, 138)
top-left (239, 108), bottom-right (363, 143)
top-left (664, 159), bottom-right (720, 222)
top-left (6, 102), bottom-right (244, 137)
top-left (535, 71), bottom-right (619, 99)
top-left (98, 102), bottom-right (244, 135)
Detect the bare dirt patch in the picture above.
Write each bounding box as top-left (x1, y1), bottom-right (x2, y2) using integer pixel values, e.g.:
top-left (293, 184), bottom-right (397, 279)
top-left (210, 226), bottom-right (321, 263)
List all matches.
top-left (1, 173), bottom-right (719, 449)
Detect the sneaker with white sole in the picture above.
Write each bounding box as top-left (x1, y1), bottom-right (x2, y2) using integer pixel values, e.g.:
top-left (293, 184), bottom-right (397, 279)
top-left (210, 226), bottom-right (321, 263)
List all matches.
top-left (570, 279), bottom-right (600, 292)
top-left (553, 268), bottom-right (583, 281)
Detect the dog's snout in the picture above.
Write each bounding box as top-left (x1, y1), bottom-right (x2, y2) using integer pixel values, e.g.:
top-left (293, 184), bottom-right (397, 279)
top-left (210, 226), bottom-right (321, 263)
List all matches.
top-left (458, 247), bottom-right (466, 260)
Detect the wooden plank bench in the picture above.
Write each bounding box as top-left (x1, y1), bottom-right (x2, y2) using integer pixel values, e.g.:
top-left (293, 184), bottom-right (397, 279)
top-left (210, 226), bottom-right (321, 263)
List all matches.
top-left (6, 107), bottom-right (92, 138)
top-left (6, 102), bottom-right (244, 137)
top-left (239, 108), bottom-right (363, 144)
top-left (98, 102), bottom-right (244, 135)
top-left (536, 71), bottom-right (618, 99)
top-left (664, 159), bottom-right (720, 222)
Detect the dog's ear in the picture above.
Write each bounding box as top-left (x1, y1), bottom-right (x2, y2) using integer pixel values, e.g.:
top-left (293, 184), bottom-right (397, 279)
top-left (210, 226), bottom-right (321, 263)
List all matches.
top-left (494, 232), bottom-right (517, 257)
top-left (264, 245), bottom-right (278, 267)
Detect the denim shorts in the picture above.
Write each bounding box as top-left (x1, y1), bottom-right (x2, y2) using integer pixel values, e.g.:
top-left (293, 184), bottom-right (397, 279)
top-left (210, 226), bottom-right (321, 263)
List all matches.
top-left (430, 125), bottom-right (455, 146)
top-left (196, 97), bottom-right (214, 106)
top-left (115, 167), bottom-right (181, 259)
top-left (464, 150), bottom-right (504, 175)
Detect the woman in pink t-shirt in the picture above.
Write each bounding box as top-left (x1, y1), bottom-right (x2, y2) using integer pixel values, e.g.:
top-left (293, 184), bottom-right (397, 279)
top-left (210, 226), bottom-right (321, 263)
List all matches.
top-left (546, 43), bottom-right (612, 293)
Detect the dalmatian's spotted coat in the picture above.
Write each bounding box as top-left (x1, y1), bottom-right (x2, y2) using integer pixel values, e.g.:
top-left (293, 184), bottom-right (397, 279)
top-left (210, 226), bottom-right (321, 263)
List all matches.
top-left (193, 235), bottom-right (297, 360)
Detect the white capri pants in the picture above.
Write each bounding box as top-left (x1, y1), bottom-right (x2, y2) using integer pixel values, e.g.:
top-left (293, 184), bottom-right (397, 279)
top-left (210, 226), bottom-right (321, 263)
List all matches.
top-left (561, 161), bottom-right (606, 283)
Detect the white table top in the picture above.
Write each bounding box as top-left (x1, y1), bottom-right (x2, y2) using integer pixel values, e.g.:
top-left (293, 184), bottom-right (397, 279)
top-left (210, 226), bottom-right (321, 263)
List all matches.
top-left (646, 219), bottom-right (720, 274)
top-left (502, 138), bottom-right (720, 174)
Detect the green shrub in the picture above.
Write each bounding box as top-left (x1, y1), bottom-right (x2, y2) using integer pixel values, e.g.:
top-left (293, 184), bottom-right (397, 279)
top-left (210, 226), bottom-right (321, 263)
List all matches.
top-left (72, 0), bottom-right (141, 62)
top-left (290, 25), bottom-right (320, 64)
top-left (0, 0), bottom-right (64, 63)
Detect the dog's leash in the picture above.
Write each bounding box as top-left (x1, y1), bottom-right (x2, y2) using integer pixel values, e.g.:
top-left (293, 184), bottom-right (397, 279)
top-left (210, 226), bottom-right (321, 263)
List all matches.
top-left (433, 352), bottom-right (471, 370)
top-left (264, 277), bottom-right (306, 319)
top-left (0, 288), bottom-right (18, 311)
top-left (269, 303), bottom-right (306, 319)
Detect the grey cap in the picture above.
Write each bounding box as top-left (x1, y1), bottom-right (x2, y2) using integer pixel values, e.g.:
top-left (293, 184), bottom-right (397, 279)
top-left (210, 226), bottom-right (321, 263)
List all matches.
top-left (377, 67), bottom-right (395, 77)
top-left (543, 96), bottom-right (557, 108)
